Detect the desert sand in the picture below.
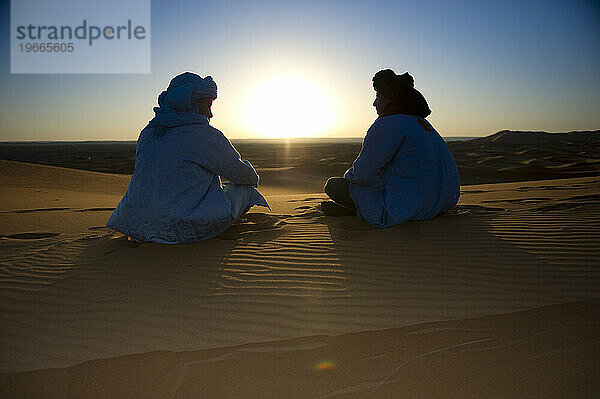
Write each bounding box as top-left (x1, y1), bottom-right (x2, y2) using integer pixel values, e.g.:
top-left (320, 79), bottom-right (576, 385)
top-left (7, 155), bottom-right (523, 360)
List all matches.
top-left (1, 132), bottom-right (599, 398)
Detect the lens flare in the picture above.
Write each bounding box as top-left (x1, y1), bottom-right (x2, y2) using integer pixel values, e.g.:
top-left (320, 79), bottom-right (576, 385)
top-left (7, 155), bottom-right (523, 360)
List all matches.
top-left (315, 360), bottom-right (335, 371)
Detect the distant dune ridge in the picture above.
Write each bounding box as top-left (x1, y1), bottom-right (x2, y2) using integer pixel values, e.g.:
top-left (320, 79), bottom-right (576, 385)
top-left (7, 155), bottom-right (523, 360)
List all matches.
top-left (474, 129), bottom-right (599, 145)
top-left (450, 130), bottom-right (600, 184)
top-left (0, 130), bottom-right (598, 188)
top-left (0, 130), bottom-right (599, 397)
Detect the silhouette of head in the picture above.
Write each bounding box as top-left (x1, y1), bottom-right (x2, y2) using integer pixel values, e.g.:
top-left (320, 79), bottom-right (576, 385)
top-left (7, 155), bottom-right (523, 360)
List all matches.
top-left (158, 72), bottom-right (217, 118)
top-left (372, 69), bottom-right (431, 118)
top-left (196, 97), bottom-right (214, 119)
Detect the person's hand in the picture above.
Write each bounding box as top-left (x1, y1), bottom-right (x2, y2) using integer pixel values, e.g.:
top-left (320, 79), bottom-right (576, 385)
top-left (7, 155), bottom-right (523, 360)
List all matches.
top-left (243, 159), bottom-right (259, 187)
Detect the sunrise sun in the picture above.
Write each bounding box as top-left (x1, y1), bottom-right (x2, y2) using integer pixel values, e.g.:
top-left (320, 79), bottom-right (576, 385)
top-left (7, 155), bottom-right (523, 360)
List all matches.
top-left (241, 75), bottom-right (337, 138)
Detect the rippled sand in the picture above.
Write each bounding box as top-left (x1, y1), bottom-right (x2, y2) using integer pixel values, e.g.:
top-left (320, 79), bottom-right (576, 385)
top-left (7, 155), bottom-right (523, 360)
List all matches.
top-left (1, 157), bottom-right (599, 397)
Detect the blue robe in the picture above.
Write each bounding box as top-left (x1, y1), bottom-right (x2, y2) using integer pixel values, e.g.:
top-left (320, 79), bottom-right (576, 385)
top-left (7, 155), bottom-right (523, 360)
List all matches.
top-left (107, 118), bottom-right (269, 243)
top-left (344, 114), bottom-right (460, 227)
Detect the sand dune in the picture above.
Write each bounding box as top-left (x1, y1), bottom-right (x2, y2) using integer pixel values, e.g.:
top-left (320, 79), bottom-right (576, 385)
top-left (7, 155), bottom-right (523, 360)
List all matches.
top-left (450, 130), bottom-right (600, 184)
top-left (1, 137), bottom-right (600, 397)
top-left (1, 130), bottom-right (599, 191)
top-left (2, 300), bottom-right (598, 398)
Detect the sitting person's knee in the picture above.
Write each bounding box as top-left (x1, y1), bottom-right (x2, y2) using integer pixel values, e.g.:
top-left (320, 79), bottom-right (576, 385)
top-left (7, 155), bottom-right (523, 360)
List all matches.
top-left (324, 177), bottom-right (336, 196)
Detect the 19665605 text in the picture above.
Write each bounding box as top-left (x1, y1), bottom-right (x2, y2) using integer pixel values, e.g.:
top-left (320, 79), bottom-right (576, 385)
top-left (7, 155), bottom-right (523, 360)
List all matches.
top-left (19, 42), bottom-right (74, 52)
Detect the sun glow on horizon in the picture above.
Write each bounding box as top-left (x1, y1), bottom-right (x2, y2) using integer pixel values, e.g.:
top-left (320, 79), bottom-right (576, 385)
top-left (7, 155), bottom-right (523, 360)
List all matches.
top-left (241, 75), bottom-right (337, 138)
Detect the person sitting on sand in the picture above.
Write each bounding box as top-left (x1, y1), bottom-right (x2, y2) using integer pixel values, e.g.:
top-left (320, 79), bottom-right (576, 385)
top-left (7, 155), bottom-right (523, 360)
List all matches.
top-left (107, 72), bottom-right (269, 243)
top-left (321, 69), bottom-right (460, 227)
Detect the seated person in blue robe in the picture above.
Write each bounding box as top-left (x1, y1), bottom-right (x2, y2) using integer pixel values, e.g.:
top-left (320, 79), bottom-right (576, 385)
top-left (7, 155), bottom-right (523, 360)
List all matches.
top-left (322, 69), bottom-right (460, 227)
top-left (107, 72), bottom-right (269, 243)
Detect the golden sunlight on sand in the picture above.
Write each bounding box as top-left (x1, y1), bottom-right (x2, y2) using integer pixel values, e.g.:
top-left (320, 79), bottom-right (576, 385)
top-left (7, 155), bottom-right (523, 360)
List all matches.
top-left (1, 129), bottom-right (599, 397)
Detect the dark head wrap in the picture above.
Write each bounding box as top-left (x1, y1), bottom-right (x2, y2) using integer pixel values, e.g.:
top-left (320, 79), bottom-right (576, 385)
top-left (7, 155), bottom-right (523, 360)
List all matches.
top-left (372, 69), bottom-right (431, 118)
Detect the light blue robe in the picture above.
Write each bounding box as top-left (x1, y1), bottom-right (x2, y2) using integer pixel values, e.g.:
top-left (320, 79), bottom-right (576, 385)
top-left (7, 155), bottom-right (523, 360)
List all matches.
top-left (344, 114), bottom-right (460, 227)
top-left (107, 117), bottom-right (269, 243)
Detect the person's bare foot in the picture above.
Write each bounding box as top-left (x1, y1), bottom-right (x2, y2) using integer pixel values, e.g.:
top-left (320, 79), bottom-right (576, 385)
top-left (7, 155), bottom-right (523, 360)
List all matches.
top-left (320, 201), bottom-right (355, 216)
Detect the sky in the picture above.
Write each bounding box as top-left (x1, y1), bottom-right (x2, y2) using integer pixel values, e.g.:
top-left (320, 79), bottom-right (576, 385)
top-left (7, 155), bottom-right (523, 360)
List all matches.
top-left (0, 0), bottom-right (599, 141)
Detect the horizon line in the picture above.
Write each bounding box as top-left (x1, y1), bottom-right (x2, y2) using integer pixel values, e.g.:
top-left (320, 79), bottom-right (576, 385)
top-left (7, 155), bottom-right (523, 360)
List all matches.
top-left (1, 129), bottom-right (598, 144)
top-left (0, 136), bottom-right (482, 144)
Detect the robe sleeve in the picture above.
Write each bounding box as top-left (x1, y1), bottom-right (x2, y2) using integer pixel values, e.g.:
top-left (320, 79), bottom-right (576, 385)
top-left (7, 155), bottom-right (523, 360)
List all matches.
top-left (344, 119), bottom-right (406, 187)
top-left (213, 134), bottom-right (259, 186)
top-left (189, 129), bottom-right (259, 186)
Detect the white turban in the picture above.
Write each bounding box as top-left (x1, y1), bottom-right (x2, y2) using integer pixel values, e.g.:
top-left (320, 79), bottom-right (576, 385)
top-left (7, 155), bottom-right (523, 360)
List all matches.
top-left (158, 72), bottom-right (217, 113)
top-left (148, 72), bottom-right (219, 137)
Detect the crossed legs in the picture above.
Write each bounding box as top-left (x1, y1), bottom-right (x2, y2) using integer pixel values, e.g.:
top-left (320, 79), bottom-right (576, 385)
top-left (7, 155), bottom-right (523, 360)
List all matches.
top-left (322, 177), bottom-right (356, 216)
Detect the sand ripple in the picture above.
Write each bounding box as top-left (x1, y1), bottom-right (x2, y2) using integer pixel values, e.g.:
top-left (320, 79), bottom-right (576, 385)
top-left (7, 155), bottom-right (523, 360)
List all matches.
top-left (2, 177), bottom-right (600, 373)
